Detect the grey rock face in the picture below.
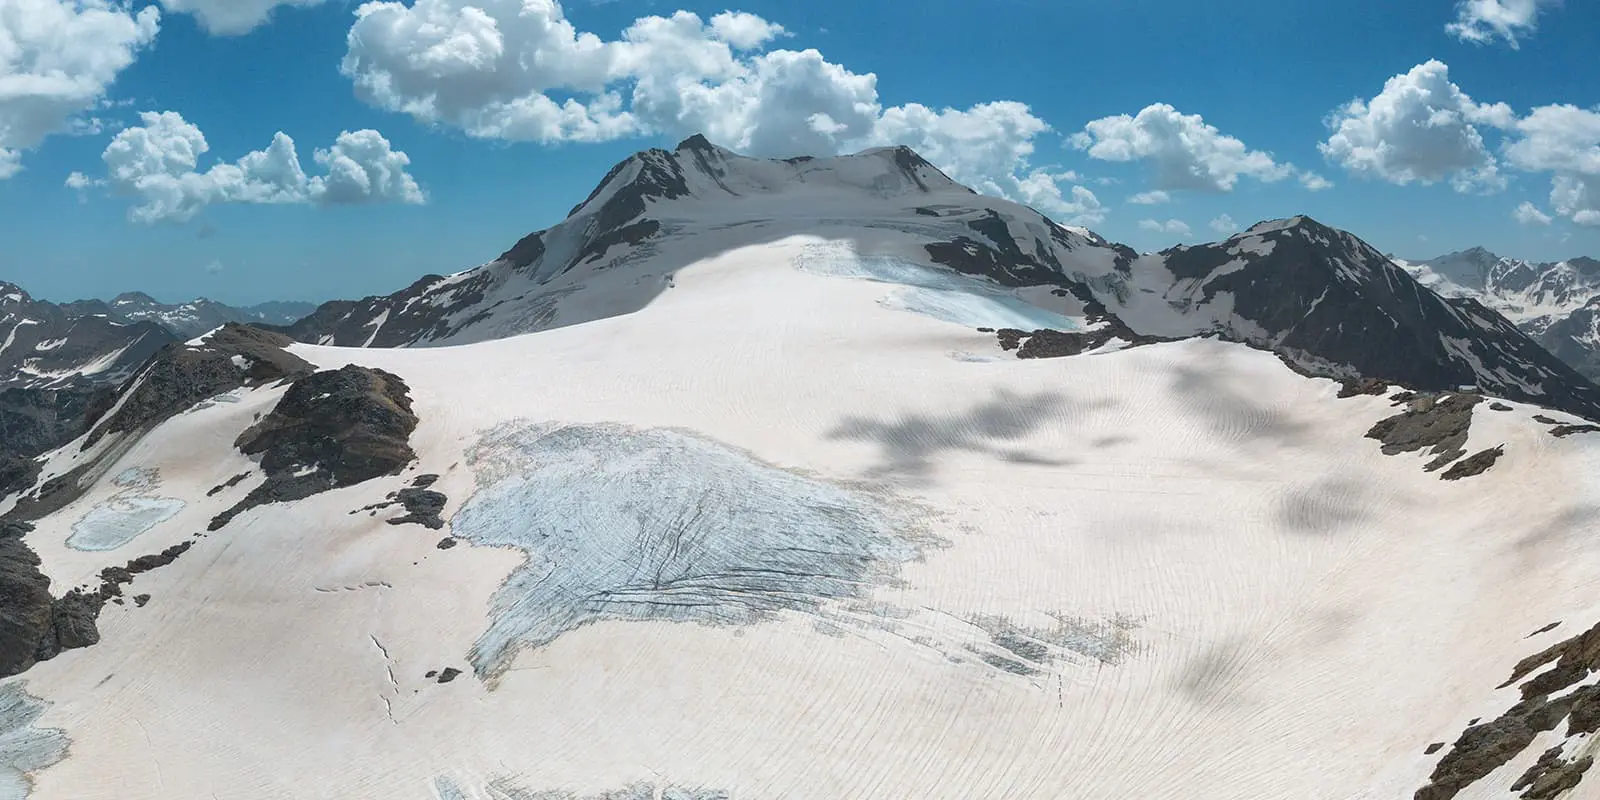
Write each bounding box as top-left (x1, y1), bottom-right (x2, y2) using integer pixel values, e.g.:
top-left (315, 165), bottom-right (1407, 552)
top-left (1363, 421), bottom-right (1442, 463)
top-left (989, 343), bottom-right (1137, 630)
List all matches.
top-left (211, 365), bottom-right (419, 530)
top-left (84, 323), bottom-right (313, 450)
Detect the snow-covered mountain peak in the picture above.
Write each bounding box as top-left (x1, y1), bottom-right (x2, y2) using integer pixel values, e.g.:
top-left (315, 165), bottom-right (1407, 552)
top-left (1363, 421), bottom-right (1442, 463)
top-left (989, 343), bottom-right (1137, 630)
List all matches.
top-left (562, 134), bottom-right (968, 231)
top-left (1242, 215), bottom-right (1314, 236)
top-left (110, 291), bottom-right (160, 308)
top-left (0, 283), bottom-right (31, 308)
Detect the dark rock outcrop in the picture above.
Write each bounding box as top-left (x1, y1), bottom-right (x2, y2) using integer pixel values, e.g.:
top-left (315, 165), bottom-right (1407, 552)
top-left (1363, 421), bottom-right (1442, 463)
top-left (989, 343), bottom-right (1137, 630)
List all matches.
top-left (1440, 445), bottom-right (1504, 481)
top-left (0, 537), bottom-right (58, 677)
top-left (354, 474), bottom-right (447, 530)
top-left (995, 326), bottom-right (1123, 359)
top-left (1418, 618), bottom-right (1600, 799)
top-left (1551, 424), bottom-right (1600, 438)
top-left (0, 536), bottom-right (192, 679)
top-left (0, 383), bottom-right (117, 499)
top-left (210, 366), bottom-right (418, 530)
top-left (1366, 394), bottom-right (1483, 473)
top-left (1339, 378), bottom-right (1390, 398)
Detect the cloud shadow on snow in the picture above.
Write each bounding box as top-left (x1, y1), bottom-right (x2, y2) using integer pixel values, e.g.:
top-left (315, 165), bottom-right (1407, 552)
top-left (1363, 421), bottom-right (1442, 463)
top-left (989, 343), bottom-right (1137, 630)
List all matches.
top-left (826, 388), bottom-right (1107, 483)
top-left (1274, 477), bottom-right (1371, 537)
top-left (1169, 361), bottom-right (1311, 449)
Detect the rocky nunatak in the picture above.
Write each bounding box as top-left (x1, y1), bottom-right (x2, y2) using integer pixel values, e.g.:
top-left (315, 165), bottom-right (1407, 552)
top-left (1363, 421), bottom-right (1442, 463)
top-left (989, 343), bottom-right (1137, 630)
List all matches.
top-left (353, 473), bottom-right (447, 530)
top-left (1363, 392), bottom-right (1505, 480)
top-left (210, 365), bottom-right (419, 530)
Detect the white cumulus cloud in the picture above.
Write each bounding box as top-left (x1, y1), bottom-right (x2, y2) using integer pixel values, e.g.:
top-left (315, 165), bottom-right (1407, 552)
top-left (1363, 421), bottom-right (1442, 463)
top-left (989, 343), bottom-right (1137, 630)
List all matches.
top-left (1319, 60), bottom-right (1513, 193)
top-left (1300, 172), bottom-right (1333, 191)
top-left (92, 110), bottom-right (424, 223)
top-left (1209, 214), bottom-right (1240, 234)
top-left (0, 0), bottom-right (160, 179)
top-left (707, 11), bottom-right (787, 50)
top-left (156, 0), bottom-right (323, 35)
top-left (1513, 200), bottom-right (1553, 225)
top-left (1325, 61), bottom-right (1600, 226)
top-left (1551, 175), bottom-right (1600, 227)
top-left (1069, 103), bottom-right (1302, 192)
top-left (1128, 190), bottom-right (1169, 205)
top-left (338, 0), bottom-right (1098, 222)
top-left (1446, 0), bottom-right (1560, 48)
top-left (1138, 218), bottom-right (1192, 238)
top-left (1504, 104), bottom-right (1600, 226)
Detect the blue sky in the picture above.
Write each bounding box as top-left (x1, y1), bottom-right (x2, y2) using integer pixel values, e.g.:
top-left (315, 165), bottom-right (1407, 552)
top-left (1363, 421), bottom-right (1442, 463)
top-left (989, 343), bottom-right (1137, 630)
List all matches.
top-left (1, 0), bottom-right (1597, 306)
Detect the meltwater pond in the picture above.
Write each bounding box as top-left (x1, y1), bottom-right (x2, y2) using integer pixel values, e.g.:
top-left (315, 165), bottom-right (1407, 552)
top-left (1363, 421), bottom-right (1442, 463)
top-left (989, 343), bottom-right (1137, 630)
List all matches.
top-left (66, 467), bottom-right (185, 552)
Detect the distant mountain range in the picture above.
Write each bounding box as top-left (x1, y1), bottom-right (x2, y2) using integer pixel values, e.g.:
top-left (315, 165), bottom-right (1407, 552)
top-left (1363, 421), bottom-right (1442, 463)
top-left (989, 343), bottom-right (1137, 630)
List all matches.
top-left (0, 286), bottom-right (315, 392)
top-left (1391, 247), bottom-right (1600, 381)
top-left (62, 292), bottom-right (317, 340)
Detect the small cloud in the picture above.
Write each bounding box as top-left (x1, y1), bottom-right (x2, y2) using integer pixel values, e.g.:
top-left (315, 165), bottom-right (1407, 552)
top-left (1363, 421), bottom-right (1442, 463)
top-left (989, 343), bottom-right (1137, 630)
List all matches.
top-left (1128, 190), bottom-right (1170, 205)
top-left (1447, 0), bottom-right (1561, 48)
top-left (203, 260), bottom-right (224, 274)
top-left (64, 171), bottom-right (104, 202)
top-left (1138, 218), bottom-right (1193, 238)
top-left (1299, 171), bottom-right (1333, 191)
top-left (1514, 200), bottom-right (1553, 226)
top-left (708, 11), bottom-right (789, 50)
top-left (1209, 214), bottom-right (1240, 234)
top-left (66, 117), bottom-right (107, 137)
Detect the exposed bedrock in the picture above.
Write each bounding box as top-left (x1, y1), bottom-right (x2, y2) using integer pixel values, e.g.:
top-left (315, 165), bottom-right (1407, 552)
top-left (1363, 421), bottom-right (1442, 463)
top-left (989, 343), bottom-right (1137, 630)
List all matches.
top-left (0, 523), bottom-right (192, 679)
top-left (1417, 618), bottom-right (1600, 799)
top-left (1365, 393), bottom-right (1492, 477)
top-left (210, 365), bottom-right (419, 530)
top-left (353, 474), bottom-right (447, 530)
top-left (4, 324), bottom-right (313, 527)
top-left (85, 323), bottom-right (312, 449)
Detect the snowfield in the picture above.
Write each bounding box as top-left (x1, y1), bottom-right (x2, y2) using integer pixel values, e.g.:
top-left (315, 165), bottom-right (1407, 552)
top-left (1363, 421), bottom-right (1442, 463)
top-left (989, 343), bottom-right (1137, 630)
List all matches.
top-left (1, 233), bottom-right (1598, 799)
